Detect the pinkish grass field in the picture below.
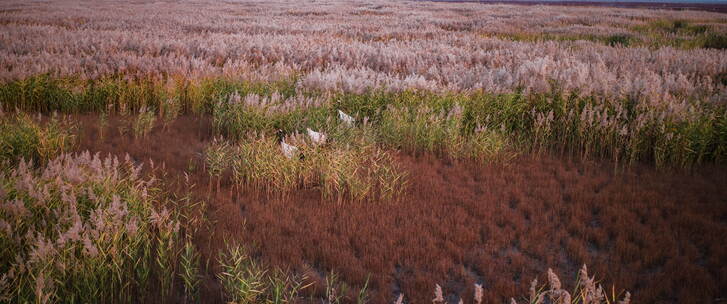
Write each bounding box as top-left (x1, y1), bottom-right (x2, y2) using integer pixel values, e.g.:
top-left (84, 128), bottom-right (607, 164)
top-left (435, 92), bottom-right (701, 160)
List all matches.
top-left (0, 1), bottom-right (725, 303)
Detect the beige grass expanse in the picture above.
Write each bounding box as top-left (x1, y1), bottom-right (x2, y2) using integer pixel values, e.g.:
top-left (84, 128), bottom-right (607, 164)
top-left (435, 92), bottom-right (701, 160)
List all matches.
top-left (1, 0), bottom-right (726, 101)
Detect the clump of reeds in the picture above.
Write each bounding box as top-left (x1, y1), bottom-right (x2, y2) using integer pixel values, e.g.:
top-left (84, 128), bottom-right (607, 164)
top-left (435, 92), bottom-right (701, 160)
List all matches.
top-left (510, 265), bottom-right (630, 304)
top-left (212, 91), bottom-right (330, 139)
top-left (179, 238), bottom-right (202, 303)
top-left (324, 272), bottom-right (350, 304)
top-left (378, 103), bottom-right (510, 162)
top-left (463, 125), bottom-right (512, 162)
top-left (0, 113), bottom-right (75, 166)
top-left (223, 132), bottom-right (407, 202)
top-left (132, 106), bottom-right (156, 139)
top-left (463, 91), bottom-right (727, 168)
top-left (98, 110), bottom-right (109, 140)
top-left (216, 244), bottom-right (313, 304)
top-left (232, 134), bottom-right (309, 195)
top-left (204, 137), bottom-right (234, 193)
top-left (0, 152), bottom-right (183, 303)
top-left (265, 269), bottom-right (311, 304)
top-left (217, 244), bottom-right (268, 303)
top-left (208, 98), bottom-right (410, 202)
top-left (378, 104), bottom-right (458, 155)
top-left (0, 75), bottom-right (301, 116)
top-left (160, 97), bottom-right (182, 129)
top-left (420, 265), bottom-right (629, 304)
top-left (318, 143), bottom-right (407, 203)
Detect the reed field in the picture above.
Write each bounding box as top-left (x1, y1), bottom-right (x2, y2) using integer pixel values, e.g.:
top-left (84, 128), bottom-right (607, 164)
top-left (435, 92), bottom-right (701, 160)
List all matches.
top-left (0, 0), bottom-right (726, 303)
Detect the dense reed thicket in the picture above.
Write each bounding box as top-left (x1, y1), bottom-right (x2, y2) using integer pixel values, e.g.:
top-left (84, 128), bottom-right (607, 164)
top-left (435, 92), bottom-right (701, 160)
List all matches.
top-left (0, 113), bottom-right (76, 166)
top-left (0, 0), bottom-right (725, 167)
top-left (206, 125), bottom-right (408, 202)
top-left (0, 152), bottom-right (185, 302)
top-left (1, 0), bottom-right (726, 100)
top-left (3, 75), bottom-right (725, 168)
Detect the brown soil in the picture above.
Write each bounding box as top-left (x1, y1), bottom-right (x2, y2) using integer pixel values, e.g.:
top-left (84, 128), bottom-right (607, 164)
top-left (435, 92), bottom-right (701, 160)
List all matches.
top-left (75, 114), bottom-right (727, 304)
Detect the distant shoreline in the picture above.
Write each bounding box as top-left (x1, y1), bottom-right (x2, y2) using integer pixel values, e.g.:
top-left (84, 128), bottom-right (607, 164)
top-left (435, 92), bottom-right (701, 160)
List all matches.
top-left (426, 0), bottom-right (727, 13)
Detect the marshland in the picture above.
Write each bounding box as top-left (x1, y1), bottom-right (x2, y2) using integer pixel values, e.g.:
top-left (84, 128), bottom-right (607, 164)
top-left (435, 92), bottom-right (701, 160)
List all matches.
top-left (0, 0), bottom-right (726, 303)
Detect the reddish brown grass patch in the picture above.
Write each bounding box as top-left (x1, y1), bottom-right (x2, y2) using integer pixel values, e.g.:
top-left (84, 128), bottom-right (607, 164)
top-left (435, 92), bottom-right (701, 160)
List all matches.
top-left (76, 115), bottom-right (727, 303)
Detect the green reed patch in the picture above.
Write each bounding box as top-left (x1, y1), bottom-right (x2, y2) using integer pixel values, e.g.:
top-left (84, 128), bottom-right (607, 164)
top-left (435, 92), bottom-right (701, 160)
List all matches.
top-left (212, 91), bottom-right (330, 139)
top-left (458, 92), bottom-right (727, 168)
top-left (209, 131), bottom-right (407, 202)
top-left (0, 75), bottom-right (299, 115)
top-left (484, 18), bottom-right (725, 50)
top-left (604, 34), bottom-right (633, 47)
top-left (631, 19), bottom-right (727, 49)
top-left (231, 135), bottom-right (310, 194)
top-left (482, 32), bottom-right (643, 48)
top-left (378, 103), bottom-right (511, 162)
top-left (179, 239), bottom-right (202, 303)
top-left (0, 114), bottom-right (75, 166)
top-left (214, 87), bottom-right (725, 168)
top-left (318, 143), bottom-right (407, 203)
top-left (702, 33), bottom-right (727, 49)
top-left (132, 106), bottom-right (157, 139)
top-left (3, 73), bottom-right (725, 169)
top-left (648, 19), bottom-right (709, 35)
top-left (218, 244), bottom-right (268, 304)
top-left (217, 244), bottom-right (312, 304)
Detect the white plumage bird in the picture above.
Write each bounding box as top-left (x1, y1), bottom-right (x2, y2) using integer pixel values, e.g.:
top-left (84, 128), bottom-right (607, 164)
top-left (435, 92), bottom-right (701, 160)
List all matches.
top-left (280, 141), bottom-right (299, 159)
top-left (306, 128), bottom-right (327, 145)
top-left (337, 110), bottom-right (355, 126)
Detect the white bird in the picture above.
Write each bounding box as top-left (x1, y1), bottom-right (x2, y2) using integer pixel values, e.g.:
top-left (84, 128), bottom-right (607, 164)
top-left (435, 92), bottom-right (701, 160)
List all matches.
top-left (338, 110), bottom-right (355, 126)
top-left (306, 128), bottom-right (327, 145)
top-left (280, 141), bottom-right (299, 159)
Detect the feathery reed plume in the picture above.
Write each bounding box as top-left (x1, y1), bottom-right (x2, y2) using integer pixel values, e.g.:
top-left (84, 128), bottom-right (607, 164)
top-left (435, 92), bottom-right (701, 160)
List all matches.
top-left (474, 283), bottom-right (483, 304)
top-left (511, 266), bottom-right (630, 304)
top-left (433, 284), bottom-right (445, 303)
